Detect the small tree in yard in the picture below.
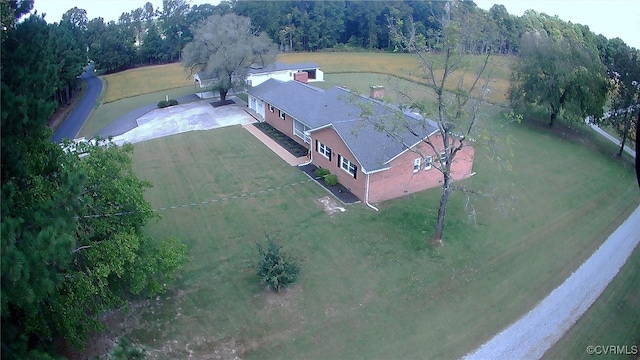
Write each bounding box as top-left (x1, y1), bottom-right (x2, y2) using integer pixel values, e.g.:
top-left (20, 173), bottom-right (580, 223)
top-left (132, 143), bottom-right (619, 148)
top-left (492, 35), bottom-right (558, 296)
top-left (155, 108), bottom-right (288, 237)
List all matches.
top-left (256, 234), bottom-right (302, 291)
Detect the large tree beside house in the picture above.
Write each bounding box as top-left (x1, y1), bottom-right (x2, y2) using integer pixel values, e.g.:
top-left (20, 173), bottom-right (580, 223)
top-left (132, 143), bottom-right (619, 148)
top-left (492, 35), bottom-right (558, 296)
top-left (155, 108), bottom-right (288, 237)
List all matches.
top-left (181, 13), bottom-right (277, 101)
top-left (377, 2), bottom-right (499, 244)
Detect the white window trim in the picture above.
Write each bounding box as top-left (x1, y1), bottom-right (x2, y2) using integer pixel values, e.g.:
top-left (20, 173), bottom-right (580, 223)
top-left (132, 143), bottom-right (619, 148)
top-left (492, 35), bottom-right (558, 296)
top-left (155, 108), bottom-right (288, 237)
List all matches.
top-left (269, 104), bottom-right (274, 112)
top-left (279, 110), bottom-right (286, 120)
top-left (318, 142), bottom-right (331, 159)
top-left (413, 158), bottom-right (421, 173)
top-left (439, 151), bottom-right (447, 165)
top-left (340, 156), bottom-right (357, 177)
top-left (424, 156), bottom-right (433, 170)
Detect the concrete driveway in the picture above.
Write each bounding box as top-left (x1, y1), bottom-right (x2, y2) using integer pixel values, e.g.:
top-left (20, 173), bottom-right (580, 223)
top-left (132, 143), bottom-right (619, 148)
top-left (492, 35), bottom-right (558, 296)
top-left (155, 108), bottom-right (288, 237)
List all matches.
top-left (112, 100), bottom-right (255, 145)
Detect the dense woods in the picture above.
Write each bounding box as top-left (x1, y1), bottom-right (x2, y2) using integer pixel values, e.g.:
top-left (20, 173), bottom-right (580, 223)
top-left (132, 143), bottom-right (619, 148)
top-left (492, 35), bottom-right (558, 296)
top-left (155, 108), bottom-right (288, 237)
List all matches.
top-left (1, 0), bottom-right (639, 358)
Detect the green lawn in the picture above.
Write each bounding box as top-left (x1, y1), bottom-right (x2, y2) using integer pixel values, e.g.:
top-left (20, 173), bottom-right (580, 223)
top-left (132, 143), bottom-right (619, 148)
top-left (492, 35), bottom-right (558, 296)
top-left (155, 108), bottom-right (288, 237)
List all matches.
top-left (126, 110), bottom-right (639, 359)
top-left (101, 63), bottom-right (193, 103)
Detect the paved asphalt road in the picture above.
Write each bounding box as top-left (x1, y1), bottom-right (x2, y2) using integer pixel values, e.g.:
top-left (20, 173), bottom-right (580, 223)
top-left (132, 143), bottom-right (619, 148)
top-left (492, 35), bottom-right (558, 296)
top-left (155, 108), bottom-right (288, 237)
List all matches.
top-left (51, 64), bottom-right (102, 143)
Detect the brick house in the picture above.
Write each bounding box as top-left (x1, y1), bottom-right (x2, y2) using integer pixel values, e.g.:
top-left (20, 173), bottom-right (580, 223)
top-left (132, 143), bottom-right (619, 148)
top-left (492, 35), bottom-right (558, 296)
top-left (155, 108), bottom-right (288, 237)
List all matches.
top-left (247, 79), bottom-right (475, 204)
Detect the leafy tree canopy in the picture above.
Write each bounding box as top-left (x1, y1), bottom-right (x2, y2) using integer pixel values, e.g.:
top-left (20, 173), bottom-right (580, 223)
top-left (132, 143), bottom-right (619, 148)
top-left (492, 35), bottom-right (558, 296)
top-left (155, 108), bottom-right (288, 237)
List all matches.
top-left (181, 13), bottom-right (277, 101)
top-left (509, 30), bottom-right (610, 127)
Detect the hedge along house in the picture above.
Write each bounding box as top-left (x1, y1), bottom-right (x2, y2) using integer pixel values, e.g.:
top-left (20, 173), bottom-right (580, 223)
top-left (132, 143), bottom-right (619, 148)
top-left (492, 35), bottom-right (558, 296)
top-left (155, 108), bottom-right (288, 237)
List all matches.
top-left (247, 79), bottom-right (475, 204)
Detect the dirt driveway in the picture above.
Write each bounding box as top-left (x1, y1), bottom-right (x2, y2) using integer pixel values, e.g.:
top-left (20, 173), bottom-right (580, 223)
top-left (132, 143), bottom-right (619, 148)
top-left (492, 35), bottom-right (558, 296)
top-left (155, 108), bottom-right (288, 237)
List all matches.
top-left (112, 99), bottom-right (255, 145)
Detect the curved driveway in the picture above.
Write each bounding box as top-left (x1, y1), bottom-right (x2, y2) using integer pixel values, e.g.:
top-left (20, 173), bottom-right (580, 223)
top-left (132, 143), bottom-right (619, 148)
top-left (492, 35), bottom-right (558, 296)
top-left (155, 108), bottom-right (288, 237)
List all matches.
top-left (51, 64), bottom-right (102, 143)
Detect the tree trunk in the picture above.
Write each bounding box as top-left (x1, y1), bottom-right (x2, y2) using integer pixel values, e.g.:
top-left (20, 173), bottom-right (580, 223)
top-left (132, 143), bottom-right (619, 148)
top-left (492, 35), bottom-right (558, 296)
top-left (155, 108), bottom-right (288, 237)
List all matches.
top-left (617, 111), bottom-right (631, 157)
top-left (220, 89), bottom-right (228, 102)
top-left (432, 173), bottom-right (451, 245)
top-left (549, 111), bottom-right (557, 127)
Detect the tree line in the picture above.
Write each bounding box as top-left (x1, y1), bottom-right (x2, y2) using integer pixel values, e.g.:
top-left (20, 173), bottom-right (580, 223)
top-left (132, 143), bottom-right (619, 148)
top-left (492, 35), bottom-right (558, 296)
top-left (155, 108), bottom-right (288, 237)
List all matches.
top-left (2, 1), bottom-right (187, 359)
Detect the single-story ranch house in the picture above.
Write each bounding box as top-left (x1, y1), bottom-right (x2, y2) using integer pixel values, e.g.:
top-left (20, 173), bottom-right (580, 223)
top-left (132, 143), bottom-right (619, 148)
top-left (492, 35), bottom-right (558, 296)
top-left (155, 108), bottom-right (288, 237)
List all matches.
top-left (247, 79), bottom-right (475, 204)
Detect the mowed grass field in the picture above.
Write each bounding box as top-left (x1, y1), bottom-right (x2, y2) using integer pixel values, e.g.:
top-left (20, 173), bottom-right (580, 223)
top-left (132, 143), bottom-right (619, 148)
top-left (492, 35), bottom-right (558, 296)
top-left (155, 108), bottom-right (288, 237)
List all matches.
top-left (279, 52), bottom-right (512, 104)
top-left (101, 63), bottom-right (193, 103)
top-left (124, 110), bottom-right (639, 359)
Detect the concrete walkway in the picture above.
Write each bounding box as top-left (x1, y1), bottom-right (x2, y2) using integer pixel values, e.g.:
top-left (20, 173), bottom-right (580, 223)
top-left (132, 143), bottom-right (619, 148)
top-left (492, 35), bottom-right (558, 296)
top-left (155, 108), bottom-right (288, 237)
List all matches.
top-left (242, 123), bottom-right (308, 166)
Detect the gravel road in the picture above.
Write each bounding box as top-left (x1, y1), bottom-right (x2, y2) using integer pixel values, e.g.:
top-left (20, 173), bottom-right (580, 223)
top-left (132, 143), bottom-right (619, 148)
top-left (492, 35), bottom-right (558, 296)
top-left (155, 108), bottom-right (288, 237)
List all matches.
top-left (463, 205), bottom-right (640, 360)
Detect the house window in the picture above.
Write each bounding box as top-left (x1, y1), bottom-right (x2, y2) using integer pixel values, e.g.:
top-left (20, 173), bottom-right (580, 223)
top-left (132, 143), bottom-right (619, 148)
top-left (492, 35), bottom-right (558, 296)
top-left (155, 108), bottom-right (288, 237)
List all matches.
top-left (279, 109), bottom-right (286, 120)
top-left (424, 156), bottom-right (433, 170)
top-left (439, 151), bottom-right (447, 165)
top-left (316, 140), bottom-right (331, 160)
top-left (413, 158), bottom-right (421, 173)
top-left (269, 104), bottom-right (274, 113)
top-left (339, 155), bottom-right (357, 178)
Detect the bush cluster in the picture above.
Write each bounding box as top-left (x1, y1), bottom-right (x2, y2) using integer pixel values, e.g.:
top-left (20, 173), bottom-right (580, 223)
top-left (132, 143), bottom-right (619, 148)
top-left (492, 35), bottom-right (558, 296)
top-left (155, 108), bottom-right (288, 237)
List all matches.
top-left (314, 167), bottom-right (339, 186)
top-left (324, 173), bottom-right (338, 186)
top-left (314, 167), bottom-right (330, 177)
top-left (256, 234), bottom-right (302, 292)
top-left (157, 99), bottom-right (179, 108)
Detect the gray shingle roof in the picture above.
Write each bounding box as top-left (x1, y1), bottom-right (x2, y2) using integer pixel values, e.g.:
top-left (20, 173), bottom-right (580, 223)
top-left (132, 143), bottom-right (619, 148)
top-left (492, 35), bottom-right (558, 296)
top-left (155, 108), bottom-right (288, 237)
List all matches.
top-left (248, 62), bottom-right (320, 74)
top-left (247, 80), bottom-right (438, 172)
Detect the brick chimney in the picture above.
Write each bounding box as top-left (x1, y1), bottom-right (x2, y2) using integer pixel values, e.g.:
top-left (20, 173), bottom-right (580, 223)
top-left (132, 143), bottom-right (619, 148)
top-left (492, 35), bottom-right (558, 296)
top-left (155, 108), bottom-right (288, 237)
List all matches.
top-left (294, 71), bottom-right (309, 84)
top-left (370, 85), bottom-right (385, 100)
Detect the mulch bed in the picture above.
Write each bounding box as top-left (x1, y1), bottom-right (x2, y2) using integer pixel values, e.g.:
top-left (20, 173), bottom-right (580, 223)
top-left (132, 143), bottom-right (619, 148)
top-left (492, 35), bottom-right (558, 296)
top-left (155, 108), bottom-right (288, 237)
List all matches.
top-left (210, 99), bottom-right (235, 108)
top-left (252, 122), bottom-right (309, 158)
top-left (299, 164), bottom-right (361, 204)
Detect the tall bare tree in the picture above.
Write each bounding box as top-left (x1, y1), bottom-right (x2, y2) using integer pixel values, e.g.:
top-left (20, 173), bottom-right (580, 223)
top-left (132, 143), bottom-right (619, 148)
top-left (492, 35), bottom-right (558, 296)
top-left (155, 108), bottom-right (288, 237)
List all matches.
top-left (359, 1), bottom-right (505, 244)
top-left (181, 13), bottom-right (277, 101)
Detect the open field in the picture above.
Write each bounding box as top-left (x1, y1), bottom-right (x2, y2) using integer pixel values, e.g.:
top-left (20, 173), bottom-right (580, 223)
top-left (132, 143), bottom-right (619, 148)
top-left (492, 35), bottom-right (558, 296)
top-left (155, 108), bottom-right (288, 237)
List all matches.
top-left (101, 63), bottom-right (193, 103)
top-left (279, 52), bottom-right (512, 104)
top-left (117, 110), bottom-right (639, 359)
top-left (97, 52), bottom-right (511, 106)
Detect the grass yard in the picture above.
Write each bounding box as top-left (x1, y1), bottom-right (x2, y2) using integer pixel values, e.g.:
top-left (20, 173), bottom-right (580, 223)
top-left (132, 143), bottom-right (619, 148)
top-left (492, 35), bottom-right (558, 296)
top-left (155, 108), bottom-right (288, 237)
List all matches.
top-left (101, 63), bottom-right (193, 103)
top-left (121, 109), bottom-right (639, 359)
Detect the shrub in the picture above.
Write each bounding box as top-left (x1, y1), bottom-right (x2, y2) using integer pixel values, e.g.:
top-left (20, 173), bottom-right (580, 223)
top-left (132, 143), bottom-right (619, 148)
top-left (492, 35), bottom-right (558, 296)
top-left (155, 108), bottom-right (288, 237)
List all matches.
top-left (314, 167), bottom-right (330, 178)
top-left (157, 99), bottom-right (178, 108)
top-left (324, 173), bottom-right (338, 186)
top-left (256, 234), bottom-right (302, 292)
